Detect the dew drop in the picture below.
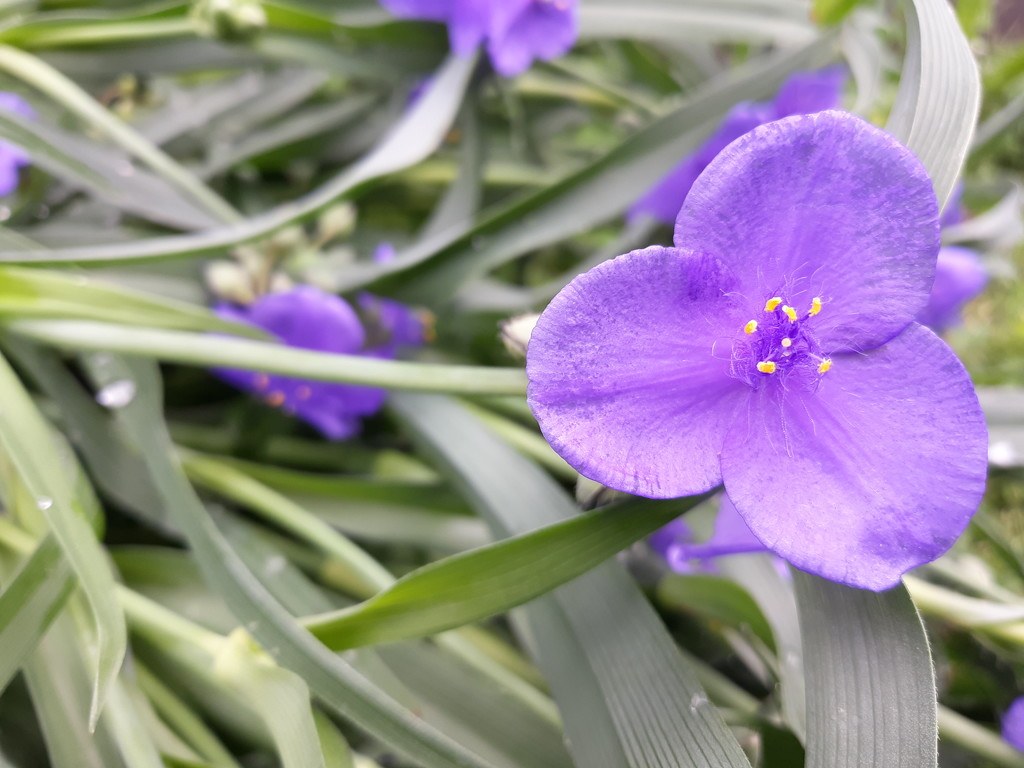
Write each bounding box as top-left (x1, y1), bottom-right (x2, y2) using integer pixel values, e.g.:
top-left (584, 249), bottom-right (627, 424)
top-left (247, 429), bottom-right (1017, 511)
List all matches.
top-left (96, 379), bottom-right (136, 409)
top-left (36, 497), bottom-right (53, 511)
top-left (689, 692), bottom-right (708, 714)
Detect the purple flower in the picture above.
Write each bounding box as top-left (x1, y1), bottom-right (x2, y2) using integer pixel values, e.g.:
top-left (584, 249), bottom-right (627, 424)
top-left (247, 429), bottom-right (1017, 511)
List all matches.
top-left (1004, 698), bottom-right (1024, 752)
top-left (0, 92), bottom-right (35, 196)
top-left (527, 111), bottom-right (988, 591)
top-left (379, 0), bottom-right (577, 77)
top-left (630, 67), bottom-right (846, 226)
top-left (916, 246), bottom-right (987, 333)
top-left (650, 496), bottom-right (766, 574)
top-left (213, 285), bottom-right (426, 440)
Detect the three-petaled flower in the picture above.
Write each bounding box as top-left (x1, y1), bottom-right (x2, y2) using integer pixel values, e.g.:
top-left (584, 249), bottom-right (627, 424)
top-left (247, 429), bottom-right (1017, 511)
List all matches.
top-left (214, 285), bottom-right (427, 440)
top-left (527, 110), bottom-right (988, 591)
top-left (379, 0), bottom-right (577, 77)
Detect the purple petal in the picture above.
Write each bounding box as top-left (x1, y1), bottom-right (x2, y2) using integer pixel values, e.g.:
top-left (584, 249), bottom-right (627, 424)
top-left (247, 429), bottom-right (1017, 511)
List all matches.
top-left (448, 0), bottom-right (490, 54)
top-left (357, 292), bottom-right (427, 351)
top-left (628, 102), bottom-right (773, 226)
top-left (720, 323), bottom-right (987, 591)
top-left (372, 242), bottom-right (398, 264)
top-left (915, 246), bottom-right (987, 333)
top-left (675, 111), bottom-right (940, 353)
top-left (652, 495), bottom-right (767, 574)
top-left (771, 66), bottom-right (847, 117)
top-left (527, 246), bottom-right (750, 498)
top-left (212, 288), bottom-right (387, 440)
top-left (1003, 697), bottom-right (1024, 752)
top-left (487, 0), bottom-right (578, 77)
top-left (379, 0), bottom-right (453, 20)
top-left (242, 286), bottom-right (365, 354)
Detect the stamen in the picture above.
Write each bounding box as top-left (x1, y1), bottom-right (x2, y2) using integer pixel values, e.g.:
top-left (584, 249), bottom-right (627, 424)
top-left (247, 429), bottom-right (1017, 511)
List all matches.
top-left (809, 297), bottom-right (823, 316)
top-left (817, 359), bottom-right (832, 374)
top-left (782, 305), bottom-right (798, 323)
top-left (266, 391), bottom-right (286, 407)
top-left (744, 320), bottom-right (758, 334)
top-left (764, 297), bottom-right (782, 312)
top-left (781, 338), bottom-right (793, 348)
top-left (756, 361), bottom-right (777, 374)
top-left (254, 373), bottom-right (270, 390)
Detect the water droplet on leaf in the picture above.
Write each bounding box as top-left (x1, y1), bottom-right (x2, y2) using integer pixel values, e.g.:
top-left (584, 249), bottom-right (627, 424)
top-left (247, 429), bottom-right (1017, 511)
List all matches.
top-left (96, 379), bottom-right (136, 409)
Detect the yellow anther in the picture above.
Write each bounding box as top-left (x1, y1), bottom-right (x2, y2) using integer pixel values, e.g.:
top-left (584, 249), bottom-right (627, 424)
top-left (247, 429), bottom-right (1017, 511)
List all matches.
top-left (817, 359), bottom-right (832, 374)
top-left (756, 361), bottom-right (777, 374)
top-left (781, 338), bottom-right (793, 348)
top-left (744, 320), bottom-right (758, 334)
top-left (809, 296), bottom-right (823, 316)
top-left (764, 297), bottom-right (783, 312)
top-left (782, 305), bottom-right (798, 323)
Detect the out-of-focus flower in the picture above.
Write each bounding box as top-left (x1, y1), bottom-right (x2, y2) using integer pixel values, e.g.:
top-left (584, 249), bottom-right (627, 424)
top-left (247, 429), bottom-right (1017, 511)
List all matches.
top-left (1003, 697), bottom-right (1024, 751)
top-left (379, 0), bottom-right (578, 77)
top-left (649, 496), bottom-right (766, 574)
top-left (0, 92), bottom-right (35, 196)
top-left (527, 111), bottom-right (988, 591)
top-left (917, 245), bottom-right (988, 333)
top-left (629, 67), bottom-right (846, 226)
top-left (213, 285), bottom-right (426, 439)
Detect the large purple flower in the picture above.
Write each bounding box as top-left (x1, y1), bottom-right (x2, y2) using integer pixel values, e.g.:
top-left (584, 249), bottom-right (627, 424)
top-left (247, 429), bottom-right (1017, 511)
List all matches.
top-left (630, 67), bottom-right (846, 225)
top-left (527, 111), bottom-right (988, 591)
top-left (0, 92), bottom-right (34, 196)
top-left (214, 285), bottom-right (425, 440)
top-left (379, 0), bottom-right (577, 77)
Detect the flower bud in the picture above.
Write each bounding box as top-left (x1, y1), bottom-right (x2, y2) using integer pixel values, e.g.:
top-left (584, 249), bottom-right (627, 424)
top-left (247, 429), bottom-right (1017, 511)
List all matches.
top-left (317, 204), bottom-right (357, 243)
top-left (190, 0), bottom-right (266, 41)
top-left (499, 313), bottom-right (540, 359)
top-left (205, 260), bottom-right (255, 305)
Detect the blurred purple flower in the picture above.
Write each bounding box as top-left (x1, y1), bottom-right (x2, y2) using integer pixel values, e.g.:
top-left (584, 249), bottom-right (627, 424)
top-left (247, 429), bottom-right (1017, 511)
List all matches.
top-left (214, 285), bottom-right (426, 440)
top-left (0, 92), bottom-right (34, 196)
top-left (379, 0), bottom-right (577, 77)
top-left (650, 496), bottom-right (766, 574)
top-left (1004, 697), bottom-right (1024, 751)
top-left (630, 67), bottom-right (846, 225)
top-left (917, 246), bottom-right (987, 333)
top-left (527, 111), bottom-right (988, 591)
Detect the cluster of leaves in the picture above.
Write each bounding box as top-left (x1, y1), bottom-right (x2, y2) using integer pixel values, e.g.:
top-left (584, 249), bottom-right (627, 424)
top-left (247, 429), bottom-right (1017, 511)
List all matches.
top-left (0, 0), bottom-right (1020, 767)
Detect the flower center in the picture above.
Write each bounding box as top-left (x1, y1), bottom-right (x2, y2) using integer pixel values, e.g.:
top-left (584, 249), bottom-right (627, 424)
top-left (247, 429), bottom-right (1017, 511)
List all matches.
top-left (730, 296), bottom-right (831, 390)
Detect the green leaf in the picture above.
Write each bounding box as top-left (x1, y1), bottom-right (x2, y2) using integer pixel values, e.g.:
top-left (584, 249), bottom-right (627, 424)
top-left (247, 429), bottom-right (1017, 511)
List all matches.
top-left (391, 393), bottom-right (753, 768)
top-left (886, 0), bottom-right (980, 209)
top-left (0, 266), bottom-right (262, 334)
top-left (0, 52), bottom-right (475, 264)
top-left (656, 572), bottom-right (774, 649)
top-left (305, 494), bottom-right (704, 650)
top-left (0, 349), bottom-right (126, 728)
top-left (578, 0), bottom-right (817, 45)
top-left (9, 319), bottom-right (528, 395)
top-left (794, 572), bottom-right (937, 768)
top-left (83, 354), bottom-right (502, 768)
top-left (0, 534), bottom-right (74, 696)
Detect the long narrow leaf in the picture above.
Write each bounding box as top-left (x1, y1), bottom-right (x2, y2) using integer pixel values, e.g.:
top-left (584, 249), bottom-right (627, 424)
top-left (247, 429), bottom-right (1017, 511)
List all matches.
top-left (795, 572), bottom-right (937, 768)
top-left (391, 393), bottom-right (752, 768)
top-left (305, 494), bottom-right (704, 650)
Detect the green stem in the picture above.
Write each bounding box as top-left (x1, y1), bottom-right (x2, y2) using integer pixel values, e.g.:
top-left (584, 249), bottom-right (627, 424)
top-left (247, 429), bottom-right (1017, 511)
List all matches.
top-left (938, 706), bottom-right (1024, 768)
top-left (12, 19), bottom-right (194, 48)
top-left (136, 662), bottom-right (243, 768)
top-left (0, 44), bottom-right (239, 224)
top-left (180, 449), bottom-right (394, 598)
top-left (906, 576), bottom-right (1024, 644)
top-left (8, 319), bottom-right (529, 395)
